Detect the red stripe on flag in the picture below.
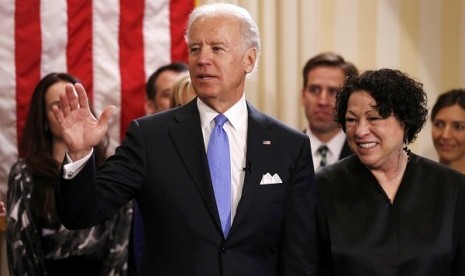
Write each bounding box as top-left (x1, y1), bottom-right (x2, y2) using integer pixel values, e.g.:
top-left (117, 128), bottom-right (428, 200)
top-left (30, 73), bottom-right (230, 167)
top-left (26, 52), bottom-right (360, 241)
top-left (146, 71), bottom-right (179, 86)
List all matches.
top-left (169, 0), bottom-right (194, 63)
top-left (67, 0), bottom-right (93, 99)
top-left (119, 0), bottom-right (146, 140)
top-left (15, 0), bottom-right (42, 157)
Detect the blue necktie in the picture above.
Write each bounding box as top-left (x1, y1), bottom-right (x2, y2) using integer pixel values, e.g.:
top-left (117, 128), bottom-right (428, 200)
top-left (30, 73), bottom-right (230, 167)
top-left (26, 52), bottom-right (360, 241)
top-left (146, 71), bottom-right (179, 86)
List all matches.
top-left (207, 114), bottom-right (231, 237)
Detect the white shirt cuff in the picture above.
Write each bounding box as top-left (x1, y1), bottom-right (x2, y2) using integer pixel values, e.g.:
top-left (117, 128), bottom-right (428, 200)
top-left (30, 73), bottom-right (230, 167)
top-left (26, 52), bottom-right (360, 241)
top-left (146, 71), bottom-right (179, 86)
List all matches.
top-left (63, 149), bottom-right (94, 179)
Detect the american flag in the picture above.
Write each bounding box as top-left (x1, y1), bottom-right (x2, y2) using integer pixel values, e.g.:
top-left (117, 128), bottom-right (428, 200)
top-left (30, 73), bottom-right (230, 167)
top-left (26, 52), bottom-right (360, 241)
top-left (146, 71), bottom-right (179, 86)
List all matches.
top-left (0, 0), bottom-right (196, 197)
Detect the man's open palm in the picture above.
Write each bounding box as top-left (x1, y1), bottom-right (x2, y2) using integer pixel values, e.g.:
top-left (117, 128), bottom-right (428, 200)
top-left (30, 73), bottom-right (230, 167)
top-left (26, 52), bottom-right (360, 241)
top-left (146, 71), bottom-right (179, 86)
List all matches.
top-left (52, 83), bottom-right (115, 161)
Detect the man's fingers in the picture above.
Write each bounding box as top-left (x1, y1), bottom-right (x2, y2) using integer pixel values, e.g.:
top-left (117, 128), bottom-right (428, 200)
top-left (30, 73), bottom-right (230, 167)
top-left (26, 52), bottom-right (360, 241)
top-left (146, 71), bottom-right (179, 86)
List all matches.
top-left (66, 84), bottom-right (79, 110)
top-left (60, 85), bottom-right (73, 116)
top-left (99, 105), bottom-right (116, 127)
top-left (61, 83), bottom-right (90, 117)
top-left (52, 104), bottom-right (65, 126)
top-left (75, 83), bottom-right (89, 110)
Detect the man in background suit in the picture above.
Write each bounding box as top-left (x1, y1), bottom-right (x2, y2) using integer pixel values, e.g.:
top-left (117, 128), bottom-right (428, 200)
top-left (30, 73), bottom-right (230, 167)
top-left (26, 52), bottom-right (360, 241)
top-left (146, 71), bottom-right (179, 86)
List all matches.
top-left (54, 3), bottom-right (319, 275)
top-left (301, 52), bottom-right (358, 170)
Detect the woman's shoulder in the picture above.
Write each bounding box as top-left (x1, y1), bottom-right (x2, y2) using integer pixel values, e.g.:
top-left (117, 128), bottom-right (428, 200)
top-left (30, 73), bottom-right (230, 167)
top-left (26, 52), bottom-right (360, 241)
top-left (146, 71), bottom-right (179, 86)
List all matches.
top-left (315, 155), bottom-right (365, 190)
top-left (10, 158), bottom-right (26, 170)
top-left (316, 155), bottom-right (361, 179)
top-left (8, 159), bottom-right (29, 180)
top-left (410, 154), bottom-right (464, 178)
top-left (8, 159), bottom-right (32, 189)
top-left (409, 153), bottom-right (465, 189)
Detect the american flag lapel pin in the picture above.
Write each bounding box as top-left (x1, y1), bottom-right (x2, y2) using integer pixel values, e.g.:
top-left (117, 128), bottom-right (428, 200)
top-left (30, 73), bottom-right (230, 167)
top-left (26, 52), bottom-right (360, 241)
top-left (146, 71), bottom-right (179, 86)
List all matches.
top-left (263, 140), bottom-right (271, 145)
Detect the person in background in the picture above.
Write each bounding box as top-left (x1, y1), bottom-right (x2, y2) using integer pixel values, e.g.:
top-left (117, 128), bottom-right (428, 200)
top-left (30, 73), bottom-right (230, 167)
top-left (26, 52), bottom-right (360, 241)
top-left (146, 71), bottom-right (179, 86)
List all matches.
top-left (301, 52), bottom-right (358, 170)
top-left (431, 88), bottom-right (465, 174)
top-left (6, 73), bottom-right (132, 276)
top-left (316, 68), bottom-right (465, 275)
top-left (53, 3), bottom-right (319, 275)
top-left (129, 62), bottom-right (189, 275)
top-left (144, 62), bottom-right (189, 114)
top-left (170, 74), bottom-right (196, 108)
top-left (0, 201), bottom-right (4, 214)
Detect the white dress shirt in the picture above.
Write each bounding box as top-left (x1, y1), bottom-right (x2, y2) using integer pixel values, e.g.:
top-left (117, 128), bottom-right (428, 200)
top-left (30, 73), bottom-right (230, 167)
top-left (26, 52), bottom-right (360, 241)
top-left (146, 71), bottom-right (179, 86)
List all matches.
top-left (198, 95), bottom-right (248, 223)
top-left (305, 128), bottom-right (347, 171)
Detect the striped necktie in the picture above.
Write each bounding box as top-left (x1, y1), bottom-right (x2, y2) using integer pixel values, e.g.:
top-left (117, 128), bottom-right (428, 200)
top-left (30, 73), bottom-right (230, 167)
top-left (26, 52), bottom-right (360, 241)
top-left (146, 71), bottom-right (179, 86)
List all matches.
top-left (318, 145), bottom-right (329, 168)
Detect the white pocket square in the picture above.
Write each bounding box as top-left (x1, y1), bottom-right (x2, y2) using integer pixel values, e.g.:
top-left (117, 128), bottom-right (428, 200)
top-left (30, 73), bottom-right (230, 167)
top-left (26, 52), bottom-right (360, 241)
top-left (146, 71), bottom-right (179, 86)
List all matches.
top-left (260, 173), bottom-right (283, 185)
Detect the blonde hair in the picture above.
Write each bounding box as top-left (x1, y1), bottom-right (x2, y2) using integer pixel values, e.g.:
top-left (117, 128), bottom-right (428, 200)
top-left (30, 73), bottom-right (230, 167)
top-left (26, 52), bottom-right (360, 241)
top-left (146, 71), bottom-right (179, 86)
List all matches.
top-left (170, 75), bottom-right (196, 108)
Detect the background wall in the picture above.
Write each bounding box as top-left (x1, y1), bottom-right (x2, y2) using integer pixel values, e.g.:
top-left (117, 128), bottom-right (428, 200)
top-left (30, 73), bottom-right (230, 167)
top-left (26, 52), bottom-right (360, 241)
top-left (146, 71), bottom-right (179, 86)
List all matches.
top-left (201, 0), bottom-right (465, 161)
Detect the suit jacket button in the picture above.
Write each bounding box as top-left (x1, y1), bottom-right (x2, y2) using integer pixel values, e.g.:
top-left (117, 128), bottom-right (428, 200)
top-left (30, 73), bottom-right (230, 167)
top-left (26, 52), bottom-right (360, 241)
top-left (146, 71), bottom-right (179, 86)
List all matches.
top-left (219, 246), bottom-right (229, 254)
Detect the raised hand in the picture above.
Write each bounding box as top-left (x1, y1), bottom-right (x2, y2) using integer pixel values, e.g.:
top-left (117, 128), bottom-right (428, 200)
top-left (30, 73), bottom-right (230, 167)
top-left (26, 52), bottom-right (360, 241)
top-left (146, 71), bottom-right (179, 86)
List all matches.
top-left (52, 83), bottom-right (115, 161)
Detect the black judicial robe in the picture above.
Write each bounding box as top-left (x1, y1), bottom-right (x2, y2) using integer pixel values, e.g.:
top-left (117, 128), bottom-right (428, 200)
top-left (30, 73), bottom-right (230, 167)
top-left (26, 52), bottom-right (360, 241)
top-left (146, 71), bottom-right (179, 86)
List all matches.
top-left (316, 153), bottom-right (465, 276)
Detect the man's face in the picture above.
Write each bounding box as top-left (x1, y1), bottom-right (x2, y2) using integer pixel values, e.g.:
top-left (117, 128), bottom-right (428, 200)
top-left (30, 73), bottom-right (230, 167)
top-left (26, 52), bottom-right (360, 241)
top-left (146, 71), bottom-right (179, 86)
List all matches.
top-left (145, 70), bottom-right (184, 114)
top-left (302, 66), bottom-right (346, 137)
top-left (187, 15), bottom-right (256, 112)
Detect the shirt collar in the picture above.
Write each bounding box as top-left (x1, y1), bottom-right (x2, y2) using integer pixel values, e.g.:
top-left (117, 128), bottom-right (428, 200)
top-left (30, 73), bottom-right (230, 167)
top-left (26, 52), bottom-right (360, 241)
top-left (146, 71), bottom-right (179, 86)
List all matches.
top-left (307, 128), bottom-right (346, 155)
top-left (197, 94), bottom-right (247, 130)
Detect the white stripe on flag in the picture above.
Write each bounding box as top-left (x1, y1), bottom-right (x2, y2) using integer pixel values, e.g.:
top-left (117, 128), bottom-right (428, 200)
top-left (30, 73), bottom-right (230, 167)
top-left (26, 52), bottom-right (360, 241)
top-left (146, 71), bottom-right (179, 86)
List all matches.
top-left (0, 0), bottom-right (17, 197)
top-left (144, 0), bottom-right (171, 80)
top-left (40, 0), bottom-right (68, 75)
top-left (93, 0), bottom-right (122, 154)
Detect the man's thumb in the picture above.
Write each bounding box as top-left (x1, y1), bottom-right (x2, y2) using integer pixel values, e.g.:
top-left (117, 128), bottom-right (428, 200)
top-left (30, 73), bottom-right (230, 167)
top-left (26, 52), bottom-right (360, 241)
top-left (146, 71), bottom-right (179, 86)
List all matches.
top-left (99, 105), bottom-right (116, 126)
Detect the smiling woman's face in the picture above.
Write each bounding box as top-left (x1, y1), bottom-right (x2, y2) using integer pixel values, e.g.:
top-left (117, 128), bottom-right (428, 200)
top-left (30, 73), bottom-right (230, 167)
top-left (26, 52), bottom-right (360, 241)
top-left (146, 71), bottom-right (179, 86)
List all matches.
top-left (345, 90), bottom-right (405, 170)
top-left (432, 104), bottom-right (465, 166)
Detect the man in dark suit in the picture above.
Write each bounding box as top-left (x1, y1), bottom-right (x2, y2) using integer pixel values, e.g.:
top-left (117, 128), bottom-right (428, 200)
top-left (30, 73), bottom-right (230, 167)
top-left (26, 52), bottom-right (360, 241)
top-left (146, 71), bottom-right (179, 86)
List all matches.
top-left (129, 62), bottom-right (189, 275)
top-left (54, 3), bottom-right (319, 275)
top-left (301, 52), bottom-right (358, 170)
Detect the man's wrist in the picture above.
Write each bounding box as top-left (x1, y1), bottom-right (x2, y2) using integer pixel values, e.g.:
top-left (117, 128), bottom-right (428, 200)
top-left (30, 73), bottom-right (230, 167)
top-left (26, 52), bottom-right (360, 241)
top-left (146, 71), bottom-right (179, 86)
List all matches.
top-left (68, 148), bottom-right (93, 162)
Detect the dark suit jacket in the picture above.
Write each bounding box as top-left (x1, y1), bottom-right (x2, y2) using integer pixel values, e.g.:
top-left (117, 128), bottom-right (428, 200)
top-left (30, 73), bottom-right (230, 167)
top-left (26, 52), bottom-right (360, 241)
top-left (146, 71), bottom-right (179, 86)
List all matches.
top-left (57, 100), bottom-right (319, 276)
top-left (338, 140), bottom-right (352, 160)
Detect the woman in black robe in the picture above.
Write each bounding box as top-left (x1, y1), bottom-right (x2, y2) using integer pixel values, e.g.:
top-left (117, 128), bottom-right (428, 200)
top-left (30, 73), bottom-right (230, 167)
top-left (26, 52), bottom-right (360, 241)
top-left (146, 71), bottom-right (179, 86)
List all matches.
top-left (317, 69), bottom-right (465, 275)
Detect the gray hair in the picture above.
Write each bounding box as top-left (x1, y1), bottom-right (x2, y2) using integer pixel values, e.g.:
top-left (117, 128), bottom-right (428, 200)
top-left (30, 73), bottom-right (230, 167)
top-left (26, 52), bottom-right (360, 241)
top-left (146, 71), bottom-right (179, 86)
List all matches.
top-left (185, 3), bottom-right (261, 57)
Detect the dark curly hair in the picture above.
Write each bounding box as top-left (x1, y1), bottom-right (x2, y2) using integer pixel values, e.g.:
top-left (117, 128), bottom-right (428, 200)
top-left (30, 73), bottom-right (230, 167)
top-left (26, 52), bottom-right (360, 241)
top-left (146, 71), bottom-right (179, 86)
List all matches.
top-left (336, 68), bottom-right (428, 144)
top-left (431, 88), bottom-right (465, 121)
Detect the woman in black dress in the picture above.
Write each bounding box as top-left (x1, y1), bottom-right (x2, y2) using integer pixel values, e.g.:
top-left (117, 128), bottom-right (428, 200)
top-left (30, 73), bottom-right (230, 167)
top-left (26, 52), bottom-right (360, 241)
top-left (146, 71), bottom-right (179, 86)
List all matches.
top-left (6, 73), bottom-right (132, 276)
top-left (317, 69), bottom-right (465, 275)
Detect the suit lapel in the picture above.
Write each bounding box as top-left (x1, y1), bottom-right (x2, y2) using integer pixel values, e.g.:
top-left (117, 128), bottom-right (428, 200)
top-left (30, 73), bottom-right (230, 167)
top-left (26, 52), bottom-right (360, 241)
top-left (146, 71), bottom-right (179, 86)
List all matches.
top-left (229, 103), bottom-right (277, 236)
top-left (168, 101), bottom-right (222, 230)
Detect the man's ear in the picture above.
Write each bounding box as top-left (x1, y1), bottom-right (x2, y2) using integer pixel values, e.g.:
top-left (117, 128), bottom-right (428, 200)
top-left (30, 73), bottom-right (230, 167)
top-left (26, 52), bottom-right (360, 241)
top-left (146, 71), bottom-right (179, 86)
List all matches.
top-left (144, 98), bottom-right (156, 115)
top-left (301, 87), bottom-right (306, 103)
top-left (243, 47), bottom-right (257, 74)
